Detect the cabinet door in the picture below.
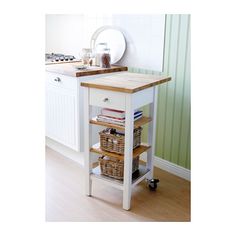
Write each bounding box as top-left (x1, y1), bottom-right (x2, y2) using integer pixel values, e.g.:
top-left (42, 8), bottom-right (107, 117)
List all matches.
top-left (46, 85), bottom-right (79, 151)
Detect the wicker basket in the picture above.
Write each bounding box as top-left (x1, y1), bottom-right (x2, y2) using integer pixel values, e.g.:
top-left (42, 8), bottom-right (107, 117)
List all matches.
top-left (99, 155), bottom-right (139, 180)
top-left (99, 127), bottom-right (142, 154)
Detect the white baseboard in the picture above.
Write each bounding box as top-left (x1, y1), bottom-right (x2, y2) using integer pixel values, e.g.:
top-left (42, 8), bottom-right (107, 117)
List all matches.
top-left (140, 153), bottom-right (190, 181)
top-left (153, 156), bottom-right (191, 181)
top-left (46, 137), bottom-right (85, 166)
top-left (46, 137), bottom-right (99, 166)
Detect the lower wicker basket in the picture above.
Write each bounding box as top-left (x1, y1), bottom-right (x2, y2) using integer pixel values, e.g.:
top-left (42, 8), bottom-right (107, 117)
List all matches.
top-left (98, 155), bottom-right (139, 180)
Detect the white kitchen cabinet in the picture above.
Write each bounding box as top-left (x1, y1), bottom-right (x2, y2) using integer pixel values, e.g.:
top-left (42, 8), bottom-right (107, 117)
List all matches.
top-left (45, 72), bottom-right (80, 151)
top-left (45, 70), bottom-right (125, 154)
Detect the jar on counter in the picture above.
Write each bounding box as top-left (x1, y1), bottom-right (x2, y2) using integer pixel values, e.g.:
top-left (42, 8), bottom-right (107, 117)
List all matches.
top-left (95, 43), bottom-right (107, 66)
top-left (100, 48), bottom-right (111, 68)
top-left (81, 48), bottom-right (92, 67)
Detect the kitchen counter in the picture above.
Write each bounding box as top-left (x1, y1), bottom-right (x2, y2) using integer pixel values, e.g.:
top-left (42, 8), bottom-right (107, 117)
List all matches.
top-left (81, 72), bottom-right (171, 93)
top-left (45, 62), bottom-right (128, 77)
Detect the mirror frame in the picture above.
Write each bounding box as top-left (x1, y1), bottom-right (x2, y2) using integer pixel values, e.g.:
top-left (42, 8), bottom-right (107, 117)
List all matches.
top-left (90, 25), bottom-right (126, 64)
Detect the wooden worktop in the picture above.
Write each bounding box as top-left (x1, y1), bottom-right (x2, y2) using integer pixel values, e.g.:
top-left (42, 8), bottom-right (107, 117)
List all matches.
top-left (45, 62), bottom-right (128, 77)
top-left (81, 72), bottom-right (171, 93)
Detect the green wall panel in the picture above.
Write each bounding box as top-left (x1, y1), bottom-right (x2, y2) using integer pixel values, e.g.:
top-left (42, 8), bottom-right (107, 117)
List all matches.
top-left (129, 14), bottom-right (191, 170)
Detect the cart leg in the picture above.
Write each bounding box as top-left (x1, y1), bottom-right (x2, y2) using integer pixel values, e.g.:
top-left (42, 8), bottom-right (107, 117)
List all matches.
top-left (85, 174), bottom-right (92, 196)
top-left (147, 86), bottom-right (158, 179)
top-left (123, 94), bottom-right (134, 210)
top-left (84, 87), bottom-right (92, 196)
top-left (146, 148), bottom-right (154, 180)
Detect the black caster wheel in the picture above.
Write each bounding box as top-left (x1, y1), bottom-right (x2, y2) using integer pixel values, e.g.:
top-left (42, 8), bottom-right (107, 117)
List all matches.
top-left (147, 179), bottom-right (159, 191)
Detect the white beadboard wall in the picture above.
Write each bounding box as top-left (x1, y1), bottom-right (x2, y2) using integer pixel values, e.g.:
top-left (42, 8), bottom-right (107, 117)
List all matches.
top-left (45, 14), bottom-right (165, 71)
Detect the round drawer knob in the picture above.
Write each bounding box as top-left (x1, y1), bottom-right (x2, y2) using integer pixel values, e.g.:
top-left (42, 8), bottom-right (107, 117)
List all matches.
top-left (103, 98), bottom-right (109, 102)
top-left (54, 77), bottom-right (61, 82)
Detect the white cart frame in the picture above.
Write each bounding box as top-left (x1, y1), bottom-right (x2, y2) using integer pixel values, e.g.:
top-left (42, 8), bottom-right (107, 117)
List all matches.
top-left (84, 86), bottom-right (158, 210)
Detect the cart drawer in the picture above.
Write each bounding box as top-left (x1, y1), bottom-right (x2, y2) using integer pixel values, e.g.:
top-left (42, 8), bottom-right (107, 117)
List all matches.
top-left (89, 88), bottom-right (126, 110)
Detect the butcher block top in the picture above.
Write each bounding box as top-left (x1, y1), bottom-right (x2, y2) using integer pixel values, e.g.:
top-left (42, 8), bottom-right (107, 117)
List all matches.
top-left (81, 72), bottom-right (171, 93)
top-left (45, 62), bottom-right (128, 77)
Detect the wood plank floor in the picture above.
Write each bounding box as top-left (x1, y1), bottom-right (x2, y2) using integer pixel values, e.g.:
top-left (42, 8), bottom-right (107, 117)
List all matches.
top-left (46, 147), bottom-right (190, 222)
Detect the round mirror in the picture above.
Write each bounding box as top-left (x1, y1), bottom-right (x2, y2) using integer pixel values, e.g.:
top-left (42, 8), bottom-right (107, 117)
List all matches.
top-left (90, 26), bottom-right (126, 64)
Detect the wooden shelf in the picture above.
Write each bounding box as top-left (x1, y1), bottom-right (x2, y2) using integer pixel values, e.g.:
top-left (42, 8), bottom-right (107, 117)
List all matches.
top-left (90, 143), bottom-right (151, 160)
top-left (90, 116), bottom-right (152, 130)
top-left (91, 164), bottom-right (150, 189)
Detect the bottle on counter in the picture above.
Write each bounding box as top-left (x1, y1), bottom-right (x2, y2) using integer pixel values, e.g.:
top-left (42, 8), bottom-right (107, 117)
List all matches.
top-left (81, 48), bottom-right (92, 67)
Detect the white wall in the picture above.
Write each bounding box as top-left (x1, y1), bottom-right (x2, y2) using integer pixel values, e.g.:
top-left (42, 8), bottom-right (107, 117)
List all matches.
top-left (45, 14), bottom-right (85, 56)
top-left (45, 14), bottom-right (165, 71)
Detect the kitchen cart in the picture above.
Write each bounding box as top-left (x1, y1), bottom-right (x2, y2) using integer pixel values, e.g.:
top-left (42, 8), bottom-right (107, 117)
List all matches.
top-left (81, 72), bottom-right (171, 210)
